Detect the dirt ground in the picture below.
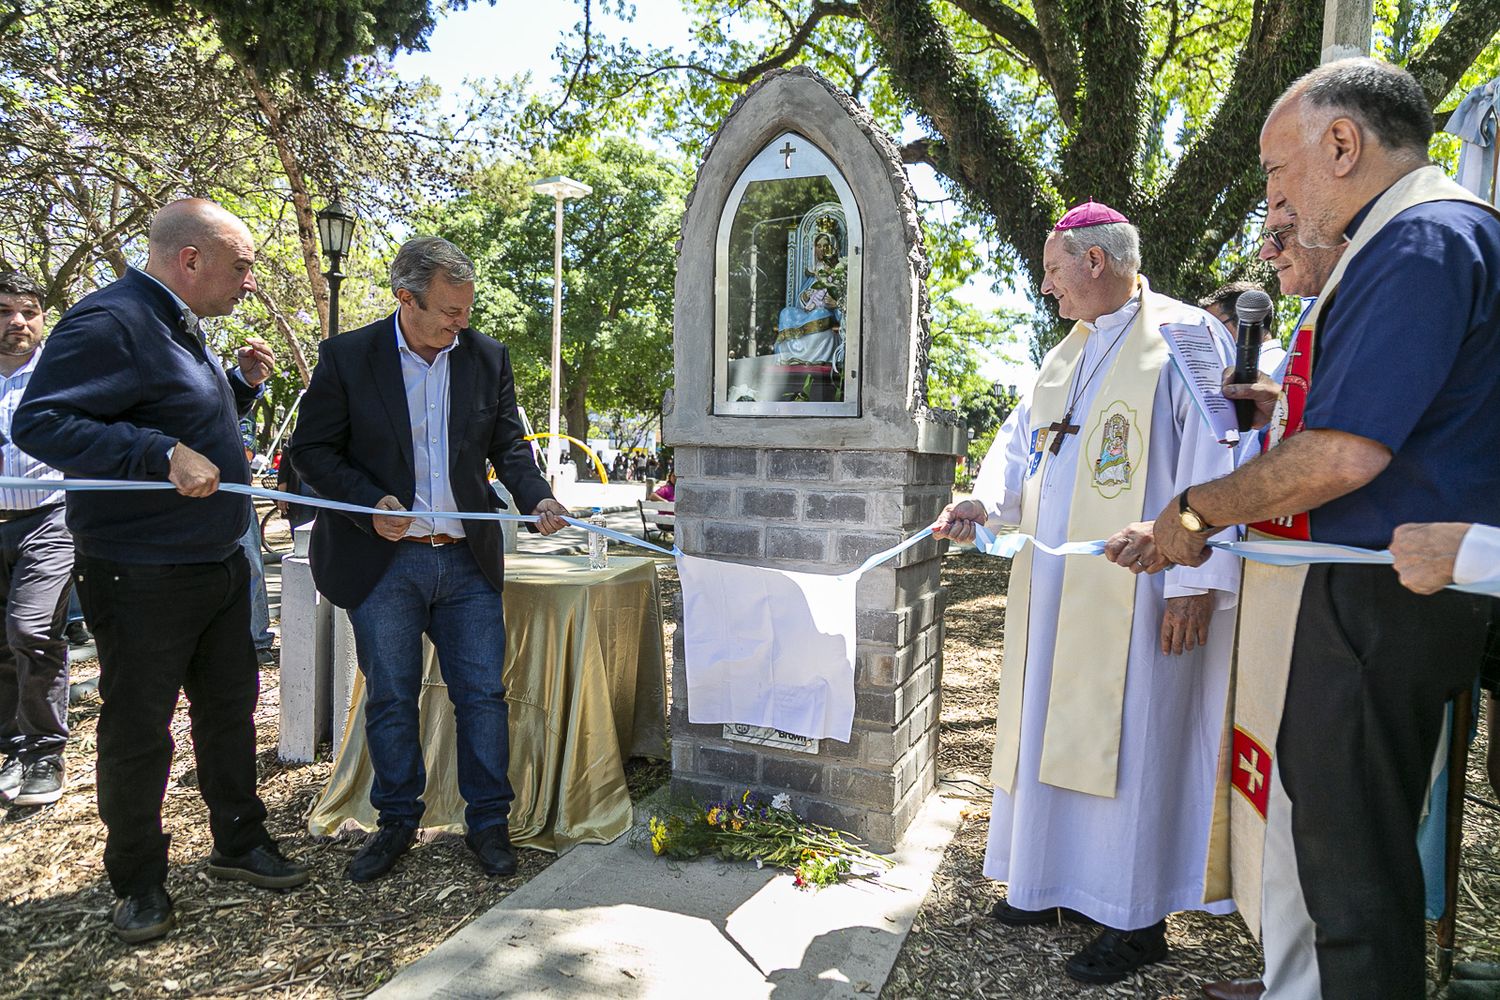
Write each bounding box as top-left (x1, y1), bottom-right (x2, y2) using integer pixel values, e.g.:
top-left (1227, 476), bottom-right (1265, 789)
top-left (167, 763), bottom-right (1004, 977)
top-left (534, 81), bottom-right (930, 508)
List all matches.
top-left (2, 541), bottom-right (1496, 998)
top-left (883, 549), bottom-right (1500, 1000)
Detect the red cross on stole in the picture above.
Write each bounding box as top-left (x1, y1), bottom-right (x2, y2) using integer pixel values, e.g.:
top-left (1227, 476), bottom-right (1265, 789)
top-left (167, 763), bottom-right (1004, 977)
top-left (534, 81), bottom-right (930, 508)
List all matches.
top-left (1231, 727), bottom-right (1272, 819)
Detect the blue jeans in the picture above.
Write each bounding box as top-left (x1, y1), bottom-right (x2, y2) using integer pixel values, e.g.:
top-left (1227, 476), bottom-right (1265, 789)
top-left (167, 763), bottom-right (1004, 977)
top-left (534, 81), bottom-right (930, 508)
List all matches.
top-left (346, 542), bottom-right (511, 833)
top-left (239, 514), bottom-right (273, 651)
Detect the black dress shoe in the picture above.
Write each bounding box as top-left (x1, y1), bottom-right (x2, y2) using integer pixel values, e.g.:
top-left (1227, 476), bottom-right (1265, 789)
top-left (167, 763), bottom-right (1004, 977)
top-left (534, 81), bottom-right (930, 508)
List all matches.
top-left (208, 841), bottom-right (309, 889)
top-left (990, 899), bottom-right (1094, 926)
top-left (346, 824), bottom-right (416, 883)
top-left (65, 620), bottom-right (92, 647)
top-left (1064, 920), bottom-right (1168, 984)
top-left (466, 824), bottom-right (517, 876)
top-left (111, 885), bottom-right (175, 944)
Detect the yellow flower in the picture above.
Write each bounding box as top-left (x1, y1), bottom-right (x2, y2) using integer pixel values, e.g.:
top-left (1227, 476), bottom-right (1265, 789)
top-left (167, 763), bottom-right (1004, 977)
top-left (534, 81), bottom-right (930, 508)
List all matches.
top-left (649, 817), bottom-right (668, 855)
top-left (706, 806), bottom-right (724, 827)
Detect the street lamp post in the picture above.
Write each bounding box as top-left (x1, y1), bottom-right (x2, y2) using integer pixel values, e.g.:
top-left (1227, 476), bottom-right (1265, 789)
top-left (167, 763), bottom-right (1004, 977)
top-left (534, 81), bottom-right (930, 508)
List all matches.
top-left (530, 175), bottom-right (592, 488)
top-left (316, 197), bottom-right (357, 339)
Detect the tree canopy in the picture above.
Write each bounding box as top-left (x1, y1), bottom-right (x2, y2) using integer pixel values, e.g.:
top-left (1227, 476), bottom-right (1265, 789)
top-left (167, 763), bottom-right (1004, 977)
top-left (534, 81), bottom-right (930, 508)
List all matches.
top-left (431, 137), bottom-right (691, 471)
top-left (149, 0), bottom-right (493, 80)
top-left (541, 0), bottom-right (1500, 355)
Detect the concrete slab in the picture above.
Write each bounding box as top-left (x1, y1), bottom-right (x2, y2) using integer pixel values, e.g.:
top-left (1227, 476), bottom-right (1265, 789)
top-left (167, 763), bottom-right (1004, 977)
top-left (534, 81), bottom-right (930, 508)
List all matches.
top-left (371, 788), bottom-right (965, 1000)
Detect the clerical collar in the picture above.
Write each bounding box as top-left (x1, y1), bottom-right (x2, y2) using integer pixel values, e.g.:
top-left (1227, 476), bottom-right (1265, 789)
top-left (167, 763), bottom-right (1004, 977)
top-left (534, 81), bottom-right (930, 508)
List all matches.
top-left (1082, 286), bottom-right (1142, 335)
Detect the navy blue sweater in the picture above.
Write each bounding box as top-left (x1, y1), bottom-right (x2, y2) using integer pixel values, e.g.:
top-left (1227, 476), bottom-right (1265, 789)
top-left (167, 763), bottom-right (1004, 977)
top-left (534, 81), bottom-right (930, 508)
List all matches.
top-left (12, 268), bottom-right (258, 564)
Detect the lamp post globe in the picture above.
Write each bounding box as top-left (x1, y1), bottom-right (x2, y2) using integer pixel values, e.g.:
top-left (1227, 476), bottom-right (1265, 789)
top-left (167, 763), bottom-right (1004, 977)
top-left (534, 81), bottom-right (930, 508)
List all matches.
top-left (316, 197), bottom-right (358, 339)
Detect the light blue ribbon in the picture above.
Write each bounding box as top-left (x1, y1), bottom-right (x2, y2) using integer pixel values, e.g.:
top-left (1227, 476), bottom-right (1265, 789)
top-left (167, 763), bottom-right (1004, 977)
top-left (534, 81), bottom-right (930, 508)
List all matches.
top-left (971, 521), bottom-right (1499, 597)
top-left (10, 477), bottom-right (1496, 594)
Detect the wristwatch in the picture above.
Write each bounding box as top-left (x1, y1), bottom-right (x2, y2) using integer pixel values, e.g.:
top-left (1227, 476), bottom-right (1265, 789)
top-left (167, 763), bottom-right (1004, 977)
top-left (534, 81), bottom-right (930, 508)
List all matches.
top-left (1178, 489), bottom-right (1218, 534)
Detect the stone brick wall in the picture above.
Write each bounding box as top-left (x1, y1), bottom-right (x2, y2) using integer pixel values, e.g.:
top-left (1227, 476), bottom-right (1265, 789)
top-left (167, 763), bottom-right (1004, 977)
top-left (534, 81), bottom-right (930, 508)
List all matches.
top-left (668, 444), bottom-right (955, 850)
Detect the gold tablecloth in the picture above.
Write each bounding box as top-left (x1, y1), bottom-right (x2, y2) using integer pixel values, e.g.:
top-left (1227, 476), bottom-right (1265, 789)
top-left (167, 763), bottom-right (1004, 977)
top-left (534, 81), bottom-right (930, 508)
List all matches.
top-left (307, 554), bottom-right (668, 853)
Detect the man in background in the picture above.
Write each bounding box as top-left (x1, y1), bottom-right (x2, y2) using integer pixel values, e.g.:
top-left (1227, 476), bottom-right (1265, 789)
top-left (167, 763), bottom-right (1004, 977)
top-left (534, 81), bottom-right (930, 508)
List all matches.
top-left (1198, 280), bottom-right (1284, 374)
top-left (0, 271), bottom-right (73, 809)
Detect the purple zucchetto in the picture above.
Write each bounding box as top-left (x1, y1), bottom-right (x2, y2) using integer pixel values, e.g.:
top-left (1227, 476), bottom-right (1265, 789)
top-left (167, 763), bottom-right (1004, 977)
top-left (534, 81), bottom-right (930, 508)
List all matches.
top-left (1053, 199), bottom-right (1130, 231)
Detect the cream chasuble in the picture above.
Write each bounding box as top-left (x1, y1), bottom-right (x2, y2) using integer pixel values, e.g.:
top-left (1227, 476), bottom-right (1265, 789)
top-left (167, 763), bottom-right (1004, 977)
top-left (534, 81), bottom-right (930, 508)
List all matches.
top-left (975, 279), bottom-right (1242, 929)
top-left (1204, 166), bottom-right (1500, 935)
top-left (992, 277), bottom-right (1176, 798)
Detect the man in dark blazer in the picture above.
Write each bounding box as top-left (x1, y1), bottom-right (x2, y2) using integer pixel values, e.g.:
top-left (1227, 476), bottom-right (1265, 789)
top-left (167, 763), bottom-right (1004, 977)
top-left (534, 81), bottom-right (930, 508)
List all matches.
top-left (13, 199), bottom-right (308, 944)
top-left (289, 236), bottom-right (567, 882)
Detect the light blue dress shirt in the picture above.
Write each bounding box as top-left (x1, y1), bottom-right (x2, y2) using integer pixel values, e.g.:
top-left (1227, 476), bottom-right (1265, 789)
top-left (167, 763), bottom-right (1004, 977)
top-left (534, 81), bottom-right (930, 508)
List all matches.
top-left (0, 344), bottom-right (64, 510)
top-left (394, 312), bottom-right (464, 538)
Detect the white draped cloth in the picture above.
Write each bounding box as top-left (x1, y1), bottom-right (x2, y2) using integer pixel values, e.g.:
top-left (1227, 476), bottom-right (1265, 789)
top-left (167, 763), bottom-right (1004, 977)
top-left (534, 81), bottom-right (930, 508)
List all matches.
top-left (974, 292), bottom-right (1241, 929)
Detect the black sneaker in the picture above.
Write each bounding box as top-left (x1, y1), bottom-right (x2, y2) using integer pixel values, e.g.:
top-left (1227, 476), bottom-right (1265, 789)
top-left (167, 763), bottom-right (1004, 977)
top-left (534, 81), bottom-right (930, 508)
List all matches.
top-left (1064, 921), bottom-right (1169, 984)
top-left (346, 824), bottom-right (416, 883)
top-left (13, 756), bottom-right (63, 806)
top-left (111, 884), bottom-right (175, 944)
top-left (65, 621), bottom-right (92, 647)
top-left (207, 841), bottom-right (309, 889)
top-left (255, 647), bottom-right (277, 666)
top-left (465, 824), bottom-right (517, 877)
top-left (0, 756), bottom-right (22, 803)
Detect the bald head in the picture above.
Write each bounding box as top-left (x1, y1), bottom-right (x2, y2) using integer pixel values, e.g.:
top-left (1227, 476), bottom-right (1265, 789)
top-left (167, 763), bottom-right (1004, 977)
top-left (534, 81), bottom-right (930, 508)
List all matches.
top-left (145, 199), bottom-right (257, 318)
top-left (148, 199), bottom-right (250, 258)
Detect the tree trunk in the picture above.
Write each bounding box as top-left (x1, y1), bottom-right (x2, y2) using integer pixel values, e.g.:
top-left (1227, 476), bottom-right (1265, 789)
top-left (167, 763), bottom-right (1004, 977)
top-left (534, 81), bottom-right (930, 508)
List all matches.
top-left (232, 52), bottom-right (332, 339)
top-left (251, 286), bottom-right (313, 386)
top-left (562, 361), bottom-right (593, 480)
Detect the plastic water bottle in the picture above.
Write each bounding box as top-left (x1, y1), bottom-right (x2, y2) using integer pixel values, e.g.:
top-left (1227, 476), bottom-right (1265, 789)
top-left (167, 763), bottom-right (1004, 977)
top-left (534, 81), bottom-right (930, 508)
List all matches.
top-left (588, 507), bottom-right (608, 569)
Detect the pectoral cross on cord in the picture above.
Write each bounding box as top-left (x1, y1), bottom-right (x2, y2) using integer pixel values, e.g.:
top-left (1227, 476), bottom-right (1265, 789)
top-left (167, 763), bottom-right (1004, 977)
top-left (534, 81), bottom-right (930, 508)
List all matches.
top-left (1046, 307), bottom-right (1137, 458)
top-left (1047, 412), bottom-right (1080, 455)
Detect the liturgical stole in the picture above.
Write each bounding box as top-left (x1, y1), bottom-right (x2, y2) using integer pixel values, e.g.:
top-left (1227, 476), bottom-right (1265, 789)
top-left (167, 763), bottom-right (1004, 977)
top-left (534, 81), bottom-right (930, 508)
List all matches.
top-left (1204, 166), bottom-right (1500, 934)
top-left (991, 277), bottom-right (1171, 798)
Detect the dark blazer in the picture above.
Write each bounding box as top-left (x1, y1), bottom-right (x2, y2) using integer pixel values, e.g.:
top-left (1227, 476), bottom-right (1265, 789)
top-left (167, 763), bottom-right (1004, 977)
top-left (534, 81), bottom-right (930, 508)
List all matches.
top-left (288, 315), bottom-right (553, 609)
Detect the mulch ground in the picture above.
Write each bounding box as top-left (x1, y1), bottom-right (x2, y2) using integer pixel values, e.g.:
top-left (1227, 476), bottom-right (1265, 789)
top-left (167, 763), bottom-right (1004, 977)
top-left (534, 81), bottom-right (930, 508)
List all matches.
top-left (3, 540), bottom-right (1495, 998)
top-left (883, 548), bottom-right (1500, 999)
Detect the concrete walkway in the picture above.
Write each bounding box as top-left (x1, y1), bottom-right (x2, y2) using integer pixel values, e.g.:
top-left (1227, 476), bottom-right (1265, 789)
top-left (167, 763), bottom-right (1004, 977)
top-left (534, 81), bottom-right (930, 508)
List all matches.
top-left (372, 790), bottom-right (965, 999)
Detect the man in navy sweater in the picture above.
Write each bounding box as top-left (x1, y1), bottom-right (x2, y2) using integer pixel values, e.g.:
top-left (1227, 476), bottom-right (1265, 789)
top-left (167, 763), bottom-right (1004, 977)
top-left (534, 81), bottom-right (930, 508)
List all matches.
top-left (12, 199), bottom-right (308, 944)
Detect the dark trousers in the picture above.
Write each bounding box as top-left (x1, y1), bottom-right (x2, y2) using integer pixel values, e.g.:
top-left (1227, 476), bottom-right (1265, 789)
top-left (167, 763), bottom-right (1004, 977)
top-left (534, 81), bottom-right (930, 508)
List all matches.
top-left (0, 506), bottom-right (73, 761)
top-left (77, 550), bottom-right (270, 896)
top-left (346, 541), bottom-right (512, 834)
top-left (1279, 564), bottom-right (1490, 999)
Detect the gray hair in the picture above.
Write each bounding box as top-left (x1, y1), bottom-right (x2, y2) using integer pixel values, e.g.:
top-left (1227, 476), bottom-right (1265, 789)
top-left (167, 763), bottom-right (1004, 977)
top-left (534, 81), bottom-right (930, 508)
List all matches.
top-left (1277, 58), bottom-right (1433, 158)
top-left (390, 236), bottom-right (476, 306)
top-left (1058, 222), bottom-right (1141, 276)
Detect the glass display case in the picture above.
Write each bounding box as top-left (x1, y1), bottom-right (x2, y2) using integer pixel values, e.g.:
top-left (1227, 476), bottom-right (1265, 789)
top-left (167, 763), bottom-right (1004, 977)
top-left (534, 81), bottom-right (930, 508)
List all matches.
top-left (714, 132), bottom-right (863, 416)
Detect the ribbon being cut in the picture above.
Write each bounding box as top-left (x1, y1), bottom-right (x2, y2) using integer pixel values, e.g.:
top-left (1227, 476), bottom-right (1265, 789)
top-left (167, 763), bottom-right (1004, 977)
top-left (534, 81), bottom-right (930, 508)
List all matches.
top-left (7, 476), bottom-right (1496, 754)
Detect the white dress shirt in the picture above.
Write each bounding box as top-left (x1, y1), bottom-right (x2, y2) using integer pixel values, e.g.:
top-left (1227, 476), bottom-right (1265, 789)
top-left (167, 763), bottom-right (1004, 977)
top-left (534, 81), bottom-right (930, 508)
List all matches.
top-left (394, 313), bottom-right (464, 538)
top-left (1454, 523), bottom-right (1500, 591)
top-left (0, 344), bottom-right (63, 510)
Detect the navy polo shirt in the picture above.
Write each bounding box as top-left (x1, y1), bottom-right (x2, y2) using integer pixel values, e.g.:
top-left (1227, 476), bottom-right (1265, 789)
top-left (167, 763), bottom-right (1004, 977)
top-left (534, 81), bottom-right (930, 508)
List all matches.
top-left (1302, 194), bottom-right (1500, 548)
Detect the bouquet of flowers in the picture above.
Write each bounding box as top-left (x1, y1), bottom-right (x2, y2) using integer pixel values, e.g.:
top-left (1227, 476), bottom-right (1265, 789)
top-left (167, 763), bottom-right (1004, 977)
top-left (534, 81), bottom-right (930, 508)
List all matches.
top-left (644, 789), bottom-right (891, 889)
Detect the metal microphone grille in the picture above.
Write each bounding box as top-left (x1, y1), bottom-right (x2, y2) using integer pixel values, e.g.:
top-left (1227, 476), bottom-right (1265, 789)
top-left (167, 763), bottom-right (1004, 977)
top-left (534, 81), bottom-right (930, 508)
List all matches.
top-left (1237, 289), bottom-right (1274, 324)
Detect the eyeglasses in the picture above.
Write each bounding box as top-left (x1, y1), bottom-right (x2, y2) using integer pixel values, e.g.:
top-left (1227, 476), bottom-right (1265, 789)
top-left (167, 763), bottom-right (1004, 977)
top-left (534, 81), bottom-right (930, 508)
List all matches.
top-left (1259, 223), bottom-right (1295, 253)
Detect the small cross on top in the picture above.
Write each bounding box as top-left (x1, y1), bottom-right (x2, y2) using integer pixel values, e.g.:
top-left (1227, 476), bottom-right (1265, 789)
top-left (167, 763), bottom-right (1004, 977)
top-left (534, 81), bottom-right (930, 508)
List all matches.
top-left (780, 141), bottom-right (797, 169)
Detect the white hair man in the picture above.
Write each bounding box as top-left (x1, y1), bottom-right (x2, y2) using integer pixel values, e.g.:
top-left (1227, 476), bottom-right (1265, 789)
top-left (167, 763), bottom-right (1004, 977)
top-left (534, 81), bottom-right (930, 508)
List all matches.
top-left (935, 201), bottom-right (1241, 985)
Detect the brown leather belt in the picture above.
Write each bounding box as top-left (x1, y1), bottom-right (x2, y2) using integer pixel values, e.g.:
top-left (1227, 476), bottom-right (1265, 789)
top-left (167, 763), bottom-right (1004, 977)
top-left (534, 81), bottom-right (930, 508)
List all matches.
top-left (401, 533), bottom-right (465, 546)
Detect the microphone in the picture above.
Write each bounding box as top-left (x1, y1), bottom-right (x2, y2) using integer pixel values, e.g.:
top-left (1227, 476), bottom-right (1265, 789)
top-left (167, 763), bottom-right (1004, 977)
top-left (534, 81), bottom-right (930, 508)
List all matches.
top-left (1230, 289), bottom-right (1274, 432)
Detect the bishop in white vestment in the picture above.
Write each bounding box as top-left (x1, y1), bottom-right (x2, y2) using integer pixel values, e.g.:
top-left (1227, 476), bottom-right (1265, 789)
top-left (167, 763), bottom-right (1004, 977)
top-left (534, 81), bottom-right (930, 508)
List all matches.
top-left (938, 202), bottom-right (1239, 985)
